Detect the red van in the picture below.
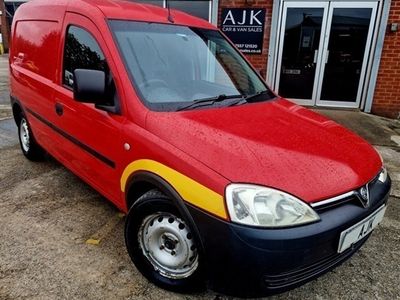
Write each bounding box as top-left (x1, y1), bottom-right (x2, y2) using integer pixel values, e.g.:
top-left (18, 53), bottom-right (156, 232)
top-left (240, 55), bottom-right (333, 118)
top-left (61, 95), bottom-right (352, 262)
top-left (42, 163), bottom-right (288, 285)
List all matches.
top-left (9, 0), bottom-right (391, 297)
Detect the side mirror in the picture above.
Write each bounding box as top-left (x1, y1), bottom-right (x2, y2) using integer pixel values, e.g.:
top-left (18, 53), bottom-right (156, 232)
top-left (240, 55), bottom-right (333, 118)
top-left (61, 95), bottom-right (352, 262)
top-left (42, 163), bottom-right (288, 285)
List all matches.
top-left (73, 69), bottom-right (120, 114)
top-left (73, 69), bottom-right (106, 103)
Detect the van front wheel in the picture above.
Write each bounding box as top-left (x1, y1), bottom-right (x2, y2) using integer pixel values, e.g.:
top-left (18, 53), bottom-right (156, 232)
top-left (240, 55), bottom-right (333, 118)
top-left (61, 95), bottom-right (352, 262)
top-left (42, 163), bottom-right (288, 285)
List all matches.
top-left (125, 190), bottom-right (205, 293)
top-left (18, 112), bottom-right (44, 161)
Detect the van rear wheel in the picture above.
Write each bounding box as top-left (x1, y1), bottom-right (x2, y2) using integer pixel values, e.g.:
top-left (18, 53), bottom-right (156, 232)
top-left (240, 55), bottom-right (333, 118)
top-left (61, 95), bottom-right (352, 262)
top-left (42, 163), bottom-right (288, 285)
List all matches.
top-left (18, 112), bottom-right (44, 161)
top-left (125, 190), bottom-right (205, 293)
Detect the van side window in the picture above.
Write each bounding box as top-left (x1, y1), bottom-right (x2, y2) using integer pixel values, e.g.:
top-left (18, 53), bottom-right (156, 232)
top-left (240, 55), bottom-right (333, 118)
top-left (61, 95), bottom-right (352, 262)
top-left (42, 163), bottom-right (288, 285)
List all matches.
top-left (63, 26), bottom-right (108, 88)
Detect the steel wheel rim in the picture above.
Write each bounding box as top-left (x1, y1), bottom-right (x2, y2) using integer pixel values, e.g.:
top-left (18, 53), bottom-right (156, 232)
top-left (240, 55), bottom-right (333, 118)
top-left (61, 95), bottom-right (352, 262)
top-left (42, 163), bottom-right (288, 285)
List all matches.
top-left (138, 212), bottom-right (199, 279)
top-left (20, 118), bottom-right (30, 152)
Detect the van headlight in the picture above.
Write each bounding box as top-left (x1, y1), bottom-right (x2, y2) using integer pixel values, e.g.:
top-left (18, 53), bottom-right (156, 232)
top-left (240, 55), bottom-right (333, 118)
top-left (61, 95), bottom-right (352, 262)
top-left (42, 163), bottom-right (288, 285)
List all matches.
top-left (378, 167), bottom-right (388, 183)
top-left (225, 184), bottom-right (320, 228)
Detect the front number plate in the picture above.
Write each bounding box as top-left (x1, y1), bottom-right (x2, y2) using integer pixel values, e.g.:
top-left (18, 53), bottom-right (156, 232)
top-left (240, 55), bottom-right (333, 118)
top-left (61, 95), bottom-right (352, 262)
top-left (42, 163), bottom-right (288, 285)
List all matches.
top-left (338, 205), bottom-right (386, 253)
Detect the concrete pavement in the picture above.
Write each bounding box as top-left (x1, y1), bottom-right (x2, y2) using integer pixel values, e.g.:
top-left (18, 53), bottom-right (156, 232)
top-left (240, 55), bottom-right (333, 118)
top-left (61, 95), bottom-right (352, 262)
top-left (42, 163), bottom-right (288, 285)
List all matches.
top-left (0, 54), bottom-right (9, 106)
top-left (0, 118), bottom-right (17, 149)
top-left (0, 55), bottom-right (15, 150)
top-left (317, 109), bottom-right (400, 199)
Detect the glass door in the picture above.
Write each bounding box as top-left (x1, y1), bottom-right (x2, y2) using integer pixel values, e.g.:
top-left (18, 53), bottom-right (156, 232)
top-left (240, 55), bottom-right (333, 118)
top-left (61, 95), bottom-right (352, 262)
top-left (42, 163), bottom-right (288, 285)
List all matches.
top-left (316, 2), bottom-right (378, 107)
top-left (275, 1), bottom-right (378, 108)
top-left (275, 2), bottom-right (329, 106)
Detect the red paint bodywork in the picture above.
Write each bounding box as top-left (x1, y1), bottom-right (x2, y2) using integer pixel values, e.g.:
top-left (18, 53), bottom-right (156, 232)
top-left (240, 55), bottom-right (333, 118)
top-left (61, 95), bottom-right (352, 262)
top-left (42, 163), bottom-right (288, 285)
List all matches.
top-left (10, 0), bottom-right (382, 214)
top-left (147, 100), bottom-right (382, 202)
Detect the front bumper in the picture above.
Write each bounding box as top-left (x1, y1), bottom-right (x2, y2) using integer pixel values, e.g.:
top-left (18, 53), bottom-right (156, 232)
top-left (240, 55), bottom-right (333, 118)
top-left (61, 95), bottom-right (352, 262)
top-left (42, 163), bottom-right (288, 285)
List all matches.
top-left (186, 177), bottom-right (391, 297)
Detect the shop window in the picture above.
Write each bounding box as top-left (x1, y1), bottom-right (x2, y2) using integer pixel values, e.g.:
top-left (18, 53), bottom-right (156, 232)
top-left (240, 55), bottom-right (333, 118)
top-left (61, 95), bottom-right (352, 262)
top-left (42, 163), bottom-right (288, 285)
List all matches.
top-left (170, 1), bottom-right (210, 21)
top-left (134, 0), bottom-right (164, 7)
top-left (135, 0), bottom-right (212, 22)
top-left (5, 2), bottom-right (24, 26)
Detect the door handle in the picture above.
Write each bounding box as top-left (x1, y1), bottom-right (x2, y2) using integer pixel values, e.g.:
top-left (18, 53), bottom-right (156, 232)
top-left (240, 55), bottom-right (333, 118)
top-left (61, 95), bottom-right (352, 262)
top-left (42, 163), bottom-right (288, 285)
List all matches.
top-left (55, 102), bottom-right (64, 116)
top-left (14, 52), bottom-right (25, 62)
top-left (313, 50), bottom-right (318, 64)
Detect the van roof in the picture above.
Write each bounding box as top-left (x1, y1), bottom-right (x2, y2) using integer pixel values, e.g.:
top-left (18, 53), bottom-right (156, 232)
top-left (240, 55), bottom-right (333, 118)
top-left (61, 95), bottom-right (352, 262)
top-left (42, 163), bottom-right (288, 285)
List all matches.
top-left (18, 0), bottom-right (215, 30)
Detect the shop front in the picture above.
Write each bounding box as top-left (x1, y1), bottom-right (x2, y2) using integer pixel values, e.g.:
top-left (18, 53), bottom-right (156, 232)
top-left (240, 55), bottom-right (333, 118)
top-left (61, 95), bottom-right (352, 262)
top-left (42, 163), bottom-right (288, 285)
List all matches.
top-left (218, 0), bottom-right (399, 118)
top-left (274, 2), bottom-right (377, 109)
top-left (4, 0), bottom-right (399, 118)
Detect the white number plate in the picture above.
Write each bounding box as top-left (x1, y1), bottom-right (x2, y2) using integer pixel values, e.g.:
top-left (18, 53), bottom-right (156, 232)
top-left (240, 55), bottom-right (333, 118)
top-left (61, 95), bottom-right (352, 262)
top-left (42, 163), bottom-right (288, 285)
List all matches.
top-left (338, 205), bottom-right (386, 253)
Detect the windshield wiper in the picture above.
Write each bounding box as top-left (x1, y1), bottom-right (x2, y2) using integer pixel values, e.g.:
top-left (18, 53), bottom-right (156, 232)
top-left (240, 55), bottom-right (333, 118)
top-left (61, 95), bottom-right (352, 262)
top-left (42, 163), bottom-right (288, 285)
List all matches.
top-left (177, 94), bottom-right (244, 111)
top-left (245, 90), bottom-right (275, 102)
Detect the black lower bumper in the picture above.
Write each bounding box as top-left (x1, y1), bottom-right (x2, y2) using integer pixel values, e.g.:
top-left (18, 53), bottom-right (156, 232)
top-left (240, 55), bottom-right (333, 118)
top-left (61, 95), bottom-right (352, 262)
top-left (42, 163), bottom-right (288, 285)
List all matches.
top-left (186, 178), bottom-right (391, 297)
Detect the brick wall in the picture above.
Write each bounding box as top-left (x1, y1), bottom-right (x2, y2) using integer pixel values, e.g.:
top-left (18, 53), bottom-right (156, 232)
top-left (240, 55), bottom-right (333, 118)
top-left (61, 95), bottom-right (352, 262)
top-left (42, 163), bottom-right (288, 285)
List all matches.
top-left (371, 0), bottom-right (400, 119)
top-left (218, 0), bottom-right (273, 78)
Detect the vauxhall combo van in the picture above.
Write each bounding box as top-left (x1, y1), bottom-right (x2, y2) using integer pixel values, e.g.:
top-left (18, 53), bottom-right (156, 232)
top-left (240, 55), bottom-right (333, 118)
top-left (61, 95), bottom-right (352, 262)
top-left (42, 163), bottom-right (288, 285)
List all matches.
top-left (10, 0), bottom-right (391, 296)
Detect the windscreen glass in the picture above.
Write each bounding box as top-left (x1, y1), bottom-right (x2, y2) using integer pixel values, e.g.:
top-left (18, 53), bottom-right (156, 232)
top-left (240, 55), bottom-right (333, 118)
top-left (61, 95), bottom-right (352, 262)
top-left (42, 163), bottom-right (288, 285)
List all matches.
top-left (109, 21), bottom-right (273, 111)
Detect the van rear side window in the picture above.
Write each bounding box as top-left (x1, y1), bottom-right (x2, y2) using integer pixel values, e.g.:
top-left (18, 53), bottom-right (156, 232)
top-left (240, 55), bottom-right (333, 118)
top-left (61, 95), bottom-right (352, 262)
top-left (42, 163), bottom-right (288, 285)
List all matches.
top-left (14, 20), bottom-right (59, 81)
top-left (63, 26), bottom-right (107, 88)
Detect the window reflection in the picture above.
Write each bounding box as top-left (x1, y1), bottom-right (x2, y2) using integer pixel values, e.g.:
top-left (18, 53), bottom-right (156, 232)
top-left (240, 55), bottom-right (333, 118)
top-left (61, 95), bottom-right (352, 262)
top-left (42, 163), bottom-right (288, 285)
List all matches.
top-left (320, 8), bottom-right (372, 102)
top-left (63, 26), bottom-right (107, 88)
top-left (133, 0), bottom-right (212, 22)
top-left (170, 1), bottom-right (210, 21)
top-left (134, 0), bottom-right (164, 7)
top-left (14, 21), bottom-right (58, 80)
top-left (279, 8), bottom-right (323, 100)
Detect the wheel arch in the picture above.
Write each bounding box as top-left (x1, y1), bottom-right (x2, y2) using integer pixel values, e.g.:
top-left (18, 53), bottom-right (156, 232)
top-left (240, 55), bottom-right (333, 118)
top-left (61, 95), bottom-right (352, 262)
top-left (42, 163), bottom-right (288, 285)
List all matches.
top-left (126, 171), bottom-right (194, 215)
top-left (125, 171), bottom-right (206, 253)
top-left (11, 96), bottom-right (23, 125)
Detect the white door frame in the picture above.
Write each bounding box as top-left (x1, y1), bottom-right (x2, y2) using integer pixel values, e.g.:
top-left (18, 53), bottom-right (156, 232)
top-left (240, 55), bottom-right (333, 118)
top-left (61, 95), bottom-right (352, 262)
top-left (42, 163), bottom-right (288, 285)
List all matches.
top-left (273, 0), bottom-right (379, 108)
top-left (316, 1), bottom-right (378, 108)
top-left (274, 1), bottom-right (330, 106)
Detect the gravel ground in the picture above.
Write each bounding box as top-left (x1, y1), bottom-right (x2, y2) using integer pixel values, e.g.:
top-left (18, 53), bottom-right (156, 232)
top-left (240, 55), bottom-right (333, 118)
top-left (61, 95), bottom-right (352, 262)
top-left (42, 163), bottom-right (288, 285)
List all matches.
top-left (0, 138), bottom-right (399, 300)
top-left (0, 107), bottom-right (12, 120)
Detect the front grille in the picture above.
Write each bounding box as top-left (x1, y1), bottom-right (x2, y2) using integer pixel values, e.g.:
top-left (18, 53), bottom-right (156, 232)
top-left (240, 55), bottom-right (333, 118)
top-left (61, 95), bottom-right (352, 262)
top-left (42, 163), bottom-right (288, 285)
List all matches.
top-left (263, 237), bottom-right (367, 290)
top-left (313, 194), bottom-right (358, 212)
top-left (311, 171), bottom-right (382, 212)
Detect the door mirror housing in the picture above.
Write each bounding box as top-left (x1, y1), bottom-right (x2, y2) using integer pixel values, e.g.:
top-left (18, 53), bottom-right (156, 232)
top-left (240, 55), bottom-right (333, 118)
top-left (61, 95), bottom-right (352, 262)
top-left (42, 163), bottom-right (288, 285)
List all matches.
top-left (73, 69), bottom-right (106, 103)
top-left (73, 69), bottom-right (120, 114)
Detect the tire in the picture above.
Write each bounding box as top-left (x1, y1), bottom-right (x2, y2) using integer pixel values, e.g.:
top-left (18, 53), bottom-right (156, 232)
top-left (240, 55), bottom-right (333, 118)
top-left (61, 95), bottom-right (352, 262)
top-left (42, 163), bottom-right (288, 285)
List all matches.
top-left (17, 111), bottom-right (44, 161)
top-left (125, 190), bottom-right (205, 293)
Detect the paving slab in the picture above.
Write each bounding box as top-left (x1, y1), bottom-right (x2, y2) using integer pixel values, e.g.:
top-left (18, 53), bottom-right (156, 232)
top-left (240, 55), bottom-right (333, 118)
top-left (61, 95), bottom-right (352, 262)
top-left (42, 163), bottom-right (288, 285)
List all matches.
top-left (316, 109), bottom-right (400, 147)
top-left (0, 118), bottom-right (17, 149)
top-left (316, 109), bottom-right (400, 200)
top-left (0, 54), bottom-right (9, 106)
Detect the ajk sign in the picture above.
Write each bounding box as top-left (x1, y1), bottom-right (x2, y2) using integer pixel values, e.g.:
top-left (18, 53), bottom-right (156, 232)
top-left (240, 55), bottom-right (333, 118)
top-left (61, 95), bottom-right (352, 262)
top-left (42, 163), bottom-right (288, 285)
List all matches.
top-left (221, 8), bottom-right (266, 54)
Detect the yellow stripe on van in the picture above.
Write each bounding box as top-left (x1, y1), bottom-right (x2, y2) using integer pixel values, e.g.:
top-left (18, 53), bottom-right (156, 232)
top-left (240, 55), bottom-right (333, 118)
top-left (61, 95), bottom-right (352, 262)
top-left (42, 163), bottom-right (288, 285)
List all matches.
top-left (120, 159), bottom-right (227, 219)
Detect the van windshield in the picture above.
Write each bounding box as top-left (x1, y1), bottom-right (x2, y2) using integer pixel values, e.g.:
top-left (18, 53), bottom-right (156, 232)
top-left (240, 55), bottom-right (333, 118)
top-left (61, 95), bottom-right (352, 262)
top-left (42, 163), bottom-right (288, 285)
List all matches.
top-left (109, 20), bottom-right (274, 111)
